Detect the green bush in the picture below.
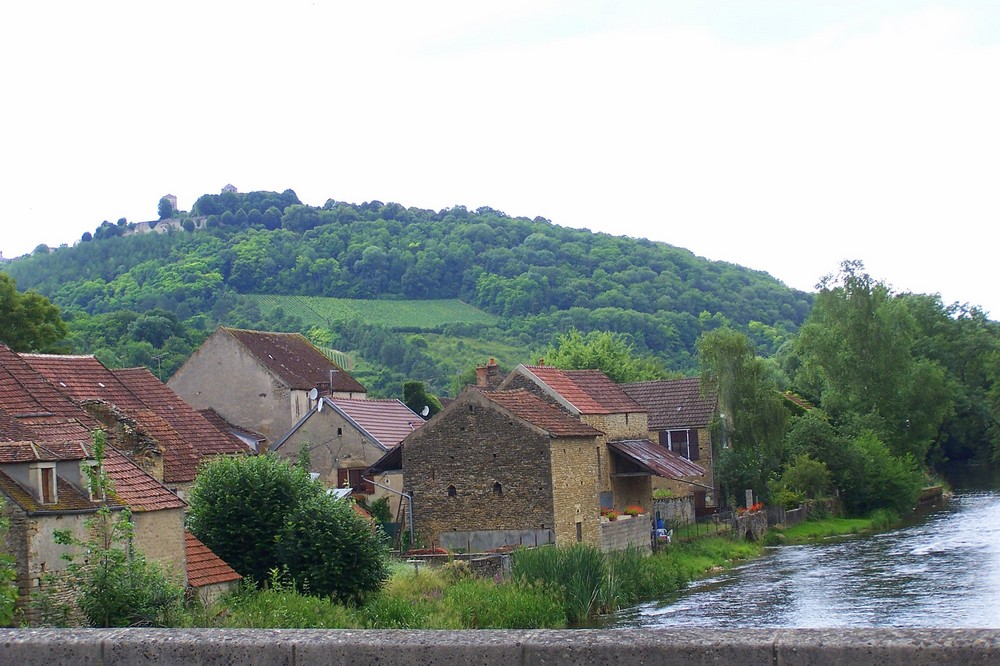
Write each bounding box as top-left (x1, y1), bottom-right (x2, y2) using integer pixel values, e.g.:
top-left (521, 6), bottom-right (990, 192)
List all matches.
top-left (512, 543), bottom-right (607, 623)
top-left (221, 583), bottom-right (361, 629)
top-left (868, 508), bottom-right (900, 531)
top-left (1, 501), bottom-right (18, 627)
top-left (780, 454), bottom-right (832, 499)
top-left (841, 432), bottom-right (922, 516)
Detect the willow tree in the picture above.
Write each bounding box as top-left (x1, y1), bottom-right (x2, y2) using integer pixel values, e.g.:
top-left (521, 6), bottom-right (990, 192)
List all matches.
top-left (697, 326), bottom-right (789, 504)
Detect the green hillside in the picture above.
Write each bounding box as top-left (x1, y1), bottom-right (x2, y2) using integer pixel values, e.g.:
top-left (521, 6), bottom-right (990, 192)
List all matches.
top-left (3, 188), bottom-right (813, 395)
top-left (242, 295), bottom-right (497, 331)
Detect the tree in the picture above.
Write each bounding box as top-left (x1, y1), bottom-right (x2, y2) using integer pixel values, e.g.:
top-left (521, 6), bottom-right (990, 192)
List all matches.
top-left (794, 261), bottom-right (950, 461)
top-left (187, 454), bottom-right (312, 585)
top-left (276, 491), bottom-right (388, 603)
top-left (0, 274), bottom-right (68, 352)
top-left (157, 197), bottom-right (174, 220)
top-left (546, 329), bottom-right (666, 383)
top-left (698, 327), bottom-right (789, 503)
top-left (403, 380), bottom-right (443, 418)
top-left (187, 454), bottom-right (388, 602)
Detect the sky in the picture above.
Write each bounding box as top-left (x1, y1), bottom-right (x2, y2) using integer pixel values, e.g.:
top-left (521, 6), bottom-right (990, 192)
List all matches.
top-left (2, 1), bottom-right (998, 315)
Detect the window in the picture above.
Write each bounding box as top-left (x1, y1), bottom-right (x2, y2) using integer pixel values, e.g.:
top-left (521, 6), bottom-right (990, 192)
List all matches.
top-left (337, 468), bottom-right (375, 495)
top-left (447, 485), bottom-right (457, 498)
top-left (493, 481), bottom-right (503, 496)
top-left (658, 429), bottom-right (699, 460)
top-left (31, 463), bottom-right (57, 504)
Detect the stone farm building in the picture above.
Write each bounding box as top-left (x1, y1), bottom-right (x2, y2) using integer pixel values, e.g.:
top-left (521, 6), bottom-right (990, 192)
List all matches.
top-left (168, 327), bottom-right (366, 445)
top-left (385, 364), bottom-right (704, 552)
top-left (0, 344), bottom-right (240, 621)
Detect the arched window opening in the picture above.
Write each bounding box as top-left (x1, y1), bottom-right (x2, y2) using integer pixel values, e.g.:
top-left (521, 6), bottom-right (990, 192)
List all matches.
top-left (447, 485), bottom-right (457, 498)
top-left (493, 481), bottom-right (503, 496)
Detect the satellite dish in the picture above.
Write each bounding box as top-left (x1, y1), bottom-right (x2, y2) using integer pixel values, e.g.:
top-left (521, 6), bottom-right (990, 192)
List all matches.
top-left (420, 405), bottom-right (430, 417)
top-left (308, 387), bottom-right (319, 401)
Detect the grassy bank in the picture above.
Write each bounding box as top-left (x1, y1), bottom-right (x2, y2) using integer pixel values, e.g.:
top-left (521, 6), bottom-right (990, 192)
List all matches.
top-left (195, 538), bottom-right (761, 629)
top-left (767, 508), bottom-right (899, 545)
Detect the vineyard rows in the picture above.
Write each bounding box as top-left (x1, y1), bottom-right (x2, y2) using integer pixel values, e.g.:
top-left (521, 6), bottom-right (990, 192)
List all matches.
top-left (242, 295), bottom-right (497, 330)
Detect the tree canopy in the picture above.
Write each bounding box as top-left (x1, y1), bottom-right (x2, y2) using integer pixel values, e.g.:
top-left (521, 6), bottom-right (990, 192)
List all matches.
top-left (0, 273), bottom-right (67, 352)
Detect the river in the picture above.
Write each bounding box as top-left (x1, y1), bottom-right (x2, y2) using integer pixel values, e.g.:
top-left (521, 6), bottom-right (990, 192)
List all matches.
top-left (610, 465), bottom-right (1000, 628)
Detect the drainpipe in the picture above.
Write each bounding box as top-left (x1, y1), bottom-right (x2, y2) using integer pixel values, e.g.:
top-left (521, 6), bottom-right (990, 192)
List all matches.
top-left (363, 475), bottom-right (414, 547)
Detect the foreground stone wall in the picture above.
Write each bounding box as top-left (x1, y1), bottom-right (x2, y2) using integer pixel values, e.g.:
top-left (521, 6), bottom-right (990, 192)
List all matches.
top-left (1, 628), bottom-right (999, 665)
top-left (599, 514), bottom-right (651, 553)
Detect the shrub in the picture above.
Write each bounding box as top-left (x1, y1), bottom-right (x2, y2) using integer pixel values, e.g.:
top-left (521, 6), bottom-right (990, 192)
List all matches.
top-left (221, 581), bottom-right (361, 629)
top-left (1, 501), bottom-right (18, 627)
top-left (443, 579), bottom-right (565, 629)
top-left (868, 508), bottom-right (900, 531)
top-left (780, 454), bottom-right (832, 499)
top-left (841, 431), bottom-right (922, 516)
top-left (512, 543), bottom-right (607, 623)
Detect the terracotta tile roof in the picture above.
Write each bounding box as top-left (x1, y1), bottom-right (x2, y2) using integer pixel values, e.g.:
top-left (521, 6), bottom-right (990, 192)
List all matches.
top-left (101, 447), bottom-right (186, 512)
top-left (0, 344), bottom-right (98, 423)
top-left (20, 353), bottom-right (145, 409)
top-left (0, 469), bottom-right (123, 514)
top-left (198, 408), bottom-right (265, 444)
top-left (184, 531), bottom-right (242, 588)
top-left (607, 439), bottom-right (706, 479)
top-left (113, 368), bottom-right (251, 458)
top-left (323, 398), bottom-right (423, 450)
top-left (620, 377), bottom-right (718, 430)
top-left (225, 328), bottom-right (367, 393)
top-left (514, 365), bottom-right (646, 415)
top-left (483, 389), bottom-right (604, 438)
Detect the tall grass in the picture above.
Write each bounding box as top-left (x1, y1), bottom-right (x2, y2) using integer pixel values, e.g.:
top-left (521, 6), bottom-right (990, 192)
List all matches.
top-left (512, 544), bottom-right (607, 623)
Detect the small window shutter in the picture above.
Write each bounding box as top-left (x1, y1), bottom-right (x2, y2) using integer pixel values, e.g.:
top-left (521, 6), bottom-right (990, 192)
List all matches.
top-left (362, 473), bottom-right (375, 495)
top-left (337, 468), bottom-right (348, 490)
top-left (658, 431), bottom-right (668, 448)
top-left (689, 429), bottom-right (700, 460)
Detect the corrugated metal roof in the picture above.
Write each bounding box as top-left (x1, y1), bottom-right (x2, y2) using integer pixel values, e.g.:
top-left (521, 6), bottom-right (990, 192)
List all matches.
top-left (620, 377), bottom-right (717, 430)
top-left (225, 328), bottom-right (367, 393)
top-left (607, 439), bottom-right (706, 479)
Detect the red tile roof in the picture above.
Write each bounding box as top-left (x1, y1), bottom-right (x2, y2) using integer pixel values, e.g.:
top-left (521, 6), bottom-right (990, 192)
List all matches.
top-left (620, 377), bottom-right (718, 430)
top-left (198, 408), bottom-right (265, 444)
top-left (185, 531), bottom-right (242, 588)
top-left (113, 367), bottom-right (251, 458)
top-left (225, 328), bottom-right (367, 393)
top-left (102, 447), bottom-right (186, 512)
top-left (513, 366), bottom-right (646, 415)
top-left (607, 439), bottom-right (706, 479)
top-left (0, 345), bottom-right (98, 423)
top-left (323, 398), bottom-right (423, 450)
top-left (483, 389), bottom-right (604, 438)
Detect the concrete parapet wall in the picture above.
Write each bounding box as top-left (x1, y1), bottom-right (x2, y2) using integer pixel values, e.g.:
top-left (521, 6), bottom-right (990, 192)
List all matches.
top-left (5, 628), bottom-right (997, 665)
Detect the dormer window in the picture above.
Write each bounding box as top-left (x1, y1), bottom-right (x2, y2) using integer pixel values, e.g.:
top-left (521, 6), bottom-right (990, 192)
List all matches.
top-left (30, 463), bottom-right (57, 504)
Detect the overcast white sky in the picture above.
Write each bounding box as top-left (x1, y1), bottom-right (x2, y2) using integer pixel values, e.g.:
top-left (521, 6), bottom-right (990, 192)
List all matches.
top-left (2, 1), bottom-right (998, 315)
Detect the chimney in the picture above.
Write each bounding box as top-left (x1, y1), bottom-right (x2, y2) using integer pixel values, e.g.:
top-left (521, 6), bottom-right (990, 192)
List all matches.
top-left (486, 358), bottom-right (499, 384)
top-left (475, 364), bottom-right (488, 387)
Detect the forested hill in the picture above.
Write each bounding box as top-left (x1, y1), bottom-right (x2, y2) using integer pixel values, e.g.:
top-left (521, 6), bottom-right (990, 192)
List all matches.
top-left (4, 189), bottom-right (813, 392)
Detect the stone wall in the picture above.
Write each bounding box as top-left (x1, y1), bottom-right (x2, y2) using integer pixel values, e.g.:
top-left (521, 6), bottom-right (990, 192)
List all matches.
top-left (599, 514), bottom-right (652, 553)
top-left (549, 438), bottom-right (601, 547)
top-left (7, 628), bottom-right (997, 665)
top-left (132, 508), bottom-right (187, 585)
top-left (652, 496), bottom-right (695, 527)
top-left (405, 392), bottom-right (556, 548)
top-left (168, 330), bottom-right (292, 441)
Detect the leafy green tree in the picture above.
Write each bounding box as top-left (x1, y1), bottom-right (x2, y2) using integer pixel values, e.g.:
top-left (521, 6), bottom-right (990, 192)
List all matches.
top-left (0, 274), bottom-right (68, 352)
top-left (794, 261), bottom-right (951, 461)
top-left (157, 197), bottom-right (173, 220)
top-left (779, 454), bottom-right (831, 500)
top-left (546, 329), bottom-right (666, 383)
top-left (402, 380), bottom-right (443, 418)
top-left (187, 454), bottom-right (387, 602)
top-left (52, 431), bottom-right (185, 627)
top-left (187, 454), bottom-right (312, 585)
top-left (276, 491), bottom-right (388, 603)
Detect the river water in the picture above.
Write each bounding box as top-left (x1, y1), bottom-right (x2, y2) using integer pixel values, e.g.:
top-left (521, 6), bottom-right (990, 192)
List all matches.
top-left (610, 466), bottom-right (1000, 628)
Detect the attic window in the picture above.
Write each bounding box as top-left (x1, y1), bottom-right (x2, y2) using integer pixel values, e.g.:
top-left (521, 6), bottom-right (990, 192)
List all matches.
top-left (493, 482), bottom-right (503, 496)
top-left (447, 485), bottom-right (457, 498)
top-left (31, 463), bottom-right (57, 505)
top-left (337, 427), bottom-right (343, 437)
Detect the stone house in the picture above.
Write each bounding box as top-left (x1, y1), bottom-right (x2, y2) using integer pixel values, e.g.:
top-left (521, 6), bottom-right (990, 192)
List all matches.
top-left (496, 365), bottom-right (705, 512)
top-left (168, 328), bottom-right (366, 444)
top-left (21, 353), bottom-right (250, 499)
top-left (0, 343), bottom-right (240, 621)
top-left (270, 396), bottom-right (422, 504)
top-left (621, 377), bottom-right (720, 512)
top-left (395, 388), bottom-right (605, 550)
